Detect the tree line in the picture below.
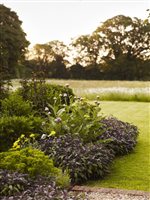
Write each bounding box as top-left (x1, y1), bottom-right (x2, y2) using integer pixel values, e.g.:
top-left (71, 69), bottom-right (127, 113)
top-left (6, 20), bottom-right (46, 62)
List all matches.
top-left (0, 4), bottom-right (150, 81)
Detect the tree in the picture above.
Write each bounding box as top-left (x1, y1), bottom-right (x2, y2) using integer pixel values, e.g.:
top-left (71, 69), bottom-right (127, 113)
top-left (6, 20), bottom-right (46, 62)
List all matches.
top-left (94, 15), bottom-right (150, 79)
top-left (31, 40), bottom-right (68, 78)
top-left (0, 4), bottom-right (29, 100)
top-left (68, 63), bottom-right (85, 79)
top-left (0, 4), bottom-right (29, 77)
top-left (71, 34), bottom-right (103, 67)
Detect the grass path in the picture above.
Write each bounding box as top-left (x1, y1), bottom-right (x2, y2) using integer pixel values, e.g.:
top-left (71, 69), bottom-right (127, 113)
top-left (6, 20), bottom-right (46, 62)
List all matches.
top-left (87, 101), bottom-right (150, 191)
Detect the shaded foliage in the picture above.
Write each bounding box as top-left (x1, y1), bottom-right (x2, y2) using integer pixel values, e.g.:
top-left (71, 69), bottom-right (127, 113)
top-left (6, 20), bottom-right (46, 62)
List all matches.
top-left (0, 115), bottom-right (43, 151)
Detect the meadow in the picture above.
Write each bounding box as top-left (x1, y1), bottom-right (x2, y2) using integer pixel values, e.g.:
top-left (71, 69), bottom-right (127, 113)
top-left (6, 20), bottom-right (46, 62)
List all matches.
top-left (12, 79), bottom-right (150, 102)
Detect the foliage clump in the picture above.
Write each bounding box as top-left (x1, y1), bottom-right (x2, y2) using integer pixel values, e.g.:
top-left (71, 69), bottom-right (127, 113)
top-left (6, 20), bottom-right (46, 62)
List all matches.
top-left (40, 134), bottom-right (115, 183)
top-left (1, 93), bottom-right (33, 117)
top-left (99, 117), bottom-right (139, 155)
top-left (0, 115), bottom-right (43, 152)
top-left (0, 170), bottom-right (85, 199)
top-left (42, 100), bottom-right (103, 143)
top-left (18, 80), bottom-right (74, 115)
top-left (0, 147), bottom-right (70, 188)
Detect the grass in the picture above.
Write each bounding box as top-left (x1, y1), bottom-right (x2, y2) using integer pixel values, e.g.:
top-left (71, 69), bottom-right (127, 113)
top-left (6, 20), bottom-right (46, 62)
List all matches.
top-left (83, 91), bottom-right (150, 102)
top-left (12, 79), bottom-right (150, 88)
top-left (11, 79), bottom-right (150, 102)
top-left (86, 101), bottom-right (150, 191)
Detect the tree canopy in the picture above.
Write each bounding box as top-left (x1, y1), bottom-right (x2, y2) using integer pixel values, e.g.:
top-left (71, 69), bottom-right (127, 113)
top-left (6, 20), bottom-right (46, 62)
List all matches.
top-left (0, 4), bottom-right (149, 80)
top-left (0, 4), bottom-right (29, 77)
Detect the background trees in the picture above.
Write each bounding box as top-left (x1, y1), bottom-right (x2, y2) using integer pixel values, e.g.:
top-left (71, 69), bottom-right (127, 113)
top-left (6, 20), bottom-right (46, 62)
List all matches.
top-left (93, 15), bottom-right (150, 80)
top-left (28, 40), bottom-right (68, 78)
top-left (69, 14), bottom-right (150, 80)
top-left (0, 4), bottom-right (149, 80)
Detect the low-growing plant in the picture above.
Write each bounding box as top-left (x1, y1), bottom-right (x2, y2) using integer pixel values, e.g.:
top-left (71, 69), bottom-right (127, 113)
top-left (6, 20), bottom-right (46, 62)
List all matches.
top-left (1, 93), bottom-right (33, 117)
top-left (40, 134), bottom-right (115, 184)
top-left (0, 115), bottom-right (43, 151)
top-left (0, 170), bottom-right (85, 199)
top-left (99, 117), bottom-right (139, 155)
top-left (0, 169), bottom-right (31, 196)
top-left (0, 147), bottom-right (70, 187)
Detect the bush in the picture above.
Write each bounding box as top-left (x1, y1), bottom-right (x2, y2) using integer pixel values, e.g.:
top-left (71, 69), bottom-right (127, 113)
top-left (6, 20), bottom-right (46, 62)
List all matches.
top-left (1, 93), bottom-right (33, 117)
top-left (0, 115), bottom-right (43, 151)
top-left (40, 134), bottom-right (115, 184)
top-left (0, 147), bottom-right (70, 186)
top-left (99, 117), bottom-right (139, 155)
top-left (0, 170), bottom-right (86, 199)
top-left (18, 81), bottom-right (74, 115)
top-left (43, 100), bottom-right (104, 143)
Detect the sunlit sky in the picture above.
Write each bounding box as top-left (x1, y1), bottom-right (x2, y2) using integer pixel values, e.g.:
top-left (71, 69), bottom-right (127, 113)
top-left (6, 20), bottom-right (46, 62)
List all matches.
top-left (1, 0), bottom-right (149, 46)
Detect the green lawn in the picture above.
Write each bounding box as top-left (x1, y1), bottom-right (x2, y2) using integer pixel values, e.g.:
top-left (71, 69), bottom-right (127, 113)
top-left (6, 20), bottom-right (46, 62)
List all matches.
top-left (87, 101), bottom-right (150, 191)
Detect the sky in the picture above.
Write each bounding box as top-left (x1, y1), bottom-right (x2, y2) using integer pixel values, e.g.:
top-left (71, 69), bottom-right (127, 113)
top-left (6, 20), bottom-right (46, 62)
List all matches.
top-left (1, 0), bottom-right (149, 47)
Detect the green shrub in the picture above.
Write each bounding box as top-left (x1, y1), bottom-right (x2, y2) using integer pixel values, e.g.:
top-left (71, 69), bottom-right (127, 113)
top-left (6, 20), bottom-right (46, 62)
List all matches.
top-left (43, 100), bottom-right (104, 143)
top-left (40, 134), bottom-right (115, 184)
top-left (0, 147), bottom-right (70, 186)
top-left (0, 115), bottom-right (43, 151)
top-left (18, 81), bottom-right (74, 115)
top-left (1, 93), bottom-right (33, 116)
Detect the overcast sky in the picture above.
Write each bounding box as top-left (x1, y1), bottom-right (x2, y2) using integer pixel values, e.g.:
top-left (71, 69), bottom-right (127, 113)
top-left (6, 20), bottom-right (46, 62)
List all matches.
top-left (2, 0), bottom-right (149, 46)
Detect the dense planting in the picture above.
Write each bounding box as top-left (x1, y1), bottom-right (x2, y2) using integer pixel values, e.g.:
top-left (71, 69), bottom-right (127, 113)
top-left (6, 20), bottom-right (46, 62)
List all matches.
top-left (0, 170), bottom-right (86, 199)
top-left (18, 80), bottom-right (74, 115)
top-left (0, 147), bottom-right (69, 182)
top-left (100, 117), bottom-right (139, 155)
top-left (42, 100), bottom-right (104, 143)
top-left (0, 115), bottom-right (43, 152)
top-left (40, 134), bottom-right (115, 183)
top-left (0, 80), bottom-right (139, 198)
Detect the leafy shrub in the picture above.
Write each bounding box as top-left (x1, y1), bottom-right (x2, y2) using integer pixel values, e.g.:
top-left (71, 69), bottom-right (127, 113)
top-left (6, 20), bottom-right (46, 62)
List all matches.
top-left (0, 147), bottom-right (70, 187)
top-left (0, 116), bottom-right (43, 151)
top-left (43, 100), bottom-right (104, 143)
top-left (0, 170), bottom-right (85, 199)
top-left (1, 93), bottom-right (33, 117)
top-left (18, 81), bottom-right (74, 115)
top-left (99, 117), bottom-right (139, 155)
top-left (40, 134), bottom-right (115, 184)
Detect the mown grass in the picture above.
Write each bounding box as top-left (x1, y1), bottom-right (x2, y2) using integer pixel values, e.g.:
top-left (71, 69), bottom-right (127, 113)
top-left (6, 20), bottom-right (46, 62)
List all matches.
top-left (86, 101), bottom-right (150, 191)
top-left (12, 79), bottom-right (150, 102)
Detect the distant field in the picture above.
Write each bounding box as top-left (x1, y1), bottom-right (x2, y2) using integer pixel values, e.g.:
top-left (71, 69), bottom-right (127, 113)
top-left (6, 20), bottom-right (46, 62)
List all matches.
top-left (87, 101), bottom-right (150, 191)
top-left (12, 79), bottom-right (150, 102)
